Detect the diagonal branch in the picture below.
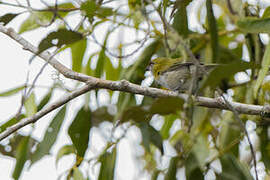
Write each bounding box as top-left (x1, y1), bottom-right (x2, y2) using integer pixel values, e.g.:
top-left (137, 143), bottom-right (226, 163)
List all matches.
top-left (0, 24), bottom-right (269, 141)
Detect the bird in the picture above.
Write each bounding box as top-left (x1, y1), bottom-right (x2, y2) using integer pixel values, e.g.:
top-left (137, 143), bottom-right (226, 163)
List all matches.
top-left (147, 57), bottom-right (217, 92)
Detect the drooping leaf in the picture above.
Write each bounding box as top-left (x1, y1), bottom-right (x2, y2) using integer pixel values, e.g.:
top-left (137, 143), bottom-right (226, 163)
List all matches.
top-left (0, 85), bottom-right (25, 97)
top-left (139, 122), bottom-right (164, 154)
top-left (37, 89), bottom-right (53, 111)
top-left (237, 17), bottom-right (270, 33)
top-left (0, 13), bottom-right (19, 25)
top-left (31, 106), bottom-right (66, 164)
top-left (206, 0), bottom-right (219, 61)
top-left (105, 58), bottom-right (119, 81)
top-left (164, 157), bottom-right (178, 180)
top-left (56, 145), bottom-right (76, 166)
top-left (68, 107), bottom-right (91, 157)
top-left (217, 154), bottom-right (253, 180)
top-left (70, 39), bottom-right (87, 72)
top-left (38, 29), bottom-right (83, 53)
top-left (253, 42), bottom-right (270, 97)
top-left (24, 93), bottom-right (37, 117)
top-left (0, 114), bottom-right (25, 134)
top-left (98, 147), bottom-right (117, 180)
top-left (12, 136), bottom-right (30, 180)
top-left (150, 97), bottom-right (184, 115)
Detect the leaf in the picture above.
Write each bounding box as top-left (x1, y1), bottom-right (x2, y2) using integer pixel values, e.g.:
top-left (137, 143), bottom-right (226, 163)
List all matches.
top-left (31, 106), bottom-right (66, 164)
top-left (105, 57), bottom-right (119, 81)
top-left (71, 39), bottom-right (87, 72)
top-left (56, 145), bottom-right (76, 166)
top-left (160, 114), bottom-right (177, 139)
top-left (185, 152), bottom-right (204, 180)
top-left (237, 17), bottom-right (270, 33)
top-left (191, 135), bottom-right (209, 169)
top-left (259, 126), bottom-right (270, 169)
top-left (217, 154), bottom-right (253, 180)
top-left (96, 7), bottom-right (114, 18)
top-left (262, 7), bottom-right (270, 19)
top-left (172, 0), bottom-right (191, 37)
top-left (121, 106), bottom-right (148, 123)
top-left (68, 107), bottom-right (92, 157)
top-left (24, 93), bottom-right (37, 117)
top-left (253, 42), bottom-right (270, 97)
top-left (0, 85), bottom-right (25, 97)
top-left (12, 136), bottom-right (30, 180)
top-left (139, 122), bottom-right (164, 154)
top-left (0, 114), bottom-right (25, 133)
top-left (37, 89), bottom-right (53, 111)
top-left (202, 61), bottom-right (256, 89)
top-left (206, 0), bottom-right (219, 61)
top-left (38, 29), bottom-right (83, 53)
top-left (98, 147), bottom-right (116, 180)
top-left (19, 12), bottom-right (54, 34)
top-left (81, 0), bottom-right (98, 22)
top-left (92, 107), bottom-right (114, 126)
top-left (150, 97), bottom-right (184, 115)
top-left (164, 157), bottom-right (178, 180)
top-left (0, 13), bottom-right (19, 25)
top-left (73, 167), bottom-right (85, 180)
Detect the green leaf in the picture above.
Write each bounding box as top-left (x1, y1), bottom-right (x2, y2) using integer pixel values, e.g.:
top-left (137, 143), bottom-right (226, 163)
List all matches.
top-left (0, 85), bottom-right (25, 97)
top-left (121, 106), bottom-right (148, 123)
top-left (139, 122), bottom-right (164, 154)
top-left (73, 167), bottom-right (85, 180)
top-left (98, 147), bottom-right (116, 180)
top-left (31, 106), bottom-right (66, 164)
top-left (217, 154), bottom-right (253, 180)
top-left (105, 57), bottom-right (119, 81)
top-left (160, 114), bottom-right (177, 139)
top-left (253, 42), bottom-right (270, 97)
top-left (206, 0), bottom-right (219, 61)
top-left (96, 7), bottom-right (114, 18)
top-left (37, 89), bottom-right (53, 111)
top-left (262, 7), bottom-right (270, 19)
top-left (56, 145), bottom-right (76, 166)
top-left (38, 29), bottom-right (83, 53)
top-left (24, 93), bottom-right (37, 117)
top-left (202, 61), bottom-right (256, 89)
top-left (150, 97), bottom-right (184, 115)
top-left (71, 39), bottom-right (87, 72)
top-left (0, 13), bottom-right (19, 25)
top-left (19, 12), bottom-right (54, 34)
top-left (237, 17), bottom-right (270, 33)
top-left (259, 126), bottom-right (270, 169)
top-left (164, 157), bottom-right (178, 180)
top-left (191, 135), bottom-right (209, 169)
top-left (81, 0), bottom-right (98, 22)
top-left (185, 152), bottom-right (204, 180)
top-left (68, 107), bottom-right (91, 157)
top-left (92, 107), bottom-right (114, 126)
top-left (172, 0), bottom-right (191, 37)
top-left (12, 136), bottom-right (30, 180)
top-left (0, 114), bottom-right (25, 133)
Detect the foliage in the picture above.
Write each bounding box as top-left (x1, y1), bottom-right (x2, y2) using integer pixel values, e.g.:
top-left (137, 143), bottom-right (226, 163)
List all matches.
top-left (1, 0), bottom-right (270, 179)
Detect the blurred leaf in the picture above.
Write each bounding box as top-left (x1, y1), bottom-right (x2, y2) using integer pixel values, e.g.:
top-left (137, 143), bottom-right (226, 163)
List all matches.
top-left (31, 106), bottom-right (66, 164)
top-left (56, 2), bottom-right (76, 16)
top-left (160, 114), bottom-right (177, 139)
top-left (0, 13), bottom-right (19, 25)
top-left (172, 0), bottom-right (191, 37)
top-left (81, 0), bottom-right (98, 22)
top-left (96, 7), bottom-right (114, 18)
top-left (150, 97), bottom-right (183, 115)
top-left (185, 152), bottom-right (204, 180)
top-left (38, 29), bottom-right (83, 53)
top-left (24, 93), bottom-right (37, 117)
top-left (37, 89), bottom-right (53, 111)
top-left (92, 107), bottom-right (114, 126)
top-left (262, 7), bottom-right (270, 19)
top-left (164, 157), bottom-right (178, 180)
top-left (98, 147), bottom-right (116, 180)
top-left (68, 107), bottom-right (91, 157)
top-left (105, 58), bottom-right (119, 81)
top-left (206, 0), bottom-right (219, 61)
top-left (0, 114), bottom-right (25, 134)
top-left (139, 122), bottom-right (164, 154)
top-left (259, 126), bottom-right (270, 169)
top-left (237, 17), bottom-right (270, 33)
top-left (253, 42), bottom-right (270, 97)
top-left (70, 39), bottom-right (87, 72)
top-left (202, 61), bottom-right (255, 89)
top-left (217, 154), bottom-right (253, 180)
top-left (12, 136), bottom-right (30, 180)
top-left (121, 106), bottom-right (148, 122)
top-left (191, 135), bottom-right (209, 169)
top-left (0, 85), bottom-right (25, 97)
top-left (73, 167), bottom-right (85, 180)
top-left (56, 145), bottom-right (76, 166)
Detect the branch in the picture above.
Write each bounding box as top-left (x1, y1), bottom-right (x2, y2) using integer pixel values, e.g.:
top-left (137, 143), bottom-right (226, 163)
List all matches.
top-left (0, 24), bottom-right (269, 141)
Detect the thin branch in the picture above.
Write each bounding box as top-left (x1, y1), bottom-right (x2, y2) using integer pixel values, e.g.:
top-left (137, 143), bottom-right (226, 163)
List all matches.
top-left (0, 24), bottom-right (270, 142)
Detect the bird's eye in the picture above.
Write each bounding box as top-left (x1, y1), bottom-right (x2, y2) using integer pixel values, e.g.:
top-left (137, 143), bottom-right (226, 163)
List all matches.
top-left (157, 71), bottom-right (161, 75)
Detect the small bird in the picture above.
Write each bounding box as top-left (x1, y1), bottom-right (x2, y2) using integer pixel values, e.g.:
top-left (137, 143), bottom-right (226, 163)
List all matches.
top-left (147, 57), bottom-right (217, 92)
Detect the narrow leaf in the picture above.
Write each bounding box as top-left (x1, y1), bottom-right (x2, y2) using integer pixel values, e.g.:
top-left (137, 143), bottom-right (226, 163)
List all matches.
top-left (24, 93), bottom-right (37, 117)
top-left (237, 17), bottom-right (270, 33)
top-left (150, 97), bottom-right (183, 115)
top-left (71, 39), bottom-right (87, 72)
top-left (56, 145), bottom-right (76, 166)
top-left (31, 106), bottom-right (66, 164)
top-left (0, 13), bottom-right (19, 25)
top-left (0, 114), bottom-right (25, 133)
top-left (98, 147), bottom-right (116, 180)
top-left (164, 157), bottom-right (178, 180)
top-left (73, 167), bottom-right (85, 180)
top-left (37, 89), bottom-right (53, 111)
top-left (68, 107), bottom-right (91, 157)
top-left (0, 85), bottom-right (25, 97)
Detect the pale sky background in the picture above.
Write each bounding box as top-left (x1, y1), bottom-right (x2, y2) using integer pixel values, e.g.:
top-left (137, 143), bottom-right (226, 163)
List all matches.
top-left (0, 0), bottom-right (269, 180)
